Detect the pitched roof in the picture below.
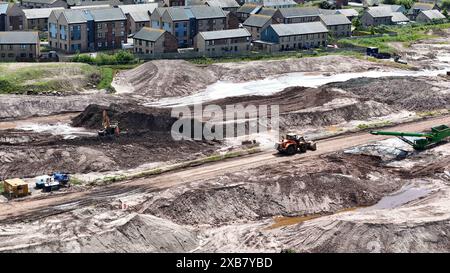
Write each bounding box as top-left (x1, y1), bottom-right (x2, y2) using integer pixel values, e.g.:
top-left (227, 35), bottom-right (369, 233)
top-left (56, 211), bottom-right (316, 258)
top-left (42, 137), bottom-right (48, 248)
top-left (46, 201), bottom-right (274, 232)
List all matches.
top-left (205, 0), bottom-right (240, 8)
top-left (375, 4), bottom-right (403, 12)
top-left (199, 28), bottom-right (251, 40)
top-left (189, 6), bottom-right (226, 19)
top-left (261, 0), bottom-right (296, 7)
top-left (22, 0), bottom-right (60, 4)
top-left (336, 8), bottom-right (358, 17)
top-left (243, 14), bottom-right (272, 27)
top-left (420, 9), bottom-right (446, 20)
top-left (70, 4), bottom-right (110, 9)
top-left (133, 27), bottom-right (165, 41)
top-left (318, 8), bottom-right (337, 15)
top-left (319, 14), bottom-right (351, 26)
top-left (270, 22), bottom-right (328, 36)
top-left (61, 9), bottom-right (88, 24)
top-left (391, 12), bottom-right (409, 23)
top-left (23, 7), bottom-right (64, 19)
top-left (118, 3), bottom-right (158, 15)
top-left (0, 31), bottom-right (39, 44)
top-left (129, 11), bottom-right (150, 22)
top-left (411, 2), bottom-right (435, 11)
top-left (165, 7), bottom-right (190, 21)
top-left (258, 7), bottom-right (277, 17)
top-left (67, 0), bottom-right (120, 6)
top-left (278, 7), bottom-right (320, 18)
top-left (88, 7), bottom-right (126, 22)
top-left (366, 8), bottom-right (393, 18)
top-left (237, 4), bottom-right (262, 14)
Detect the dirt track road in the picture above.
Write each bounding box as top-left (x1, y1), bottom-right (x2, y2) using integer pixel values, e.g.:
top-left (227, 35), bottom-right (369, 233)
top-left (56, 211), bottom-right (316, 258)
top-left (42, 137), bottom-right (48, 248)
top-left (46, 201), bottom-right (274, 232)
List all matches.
top-left (1, 115), bottom-right (449, 223)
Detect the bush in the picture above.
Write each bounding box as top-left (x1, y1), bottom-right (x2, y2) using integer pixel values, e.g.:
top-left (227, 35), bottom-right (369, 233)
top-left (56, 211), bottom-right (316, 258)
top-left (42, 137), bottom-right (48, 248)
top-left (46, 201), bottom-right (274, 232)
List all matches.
top-left (72, 51), bottom-right (136, 65)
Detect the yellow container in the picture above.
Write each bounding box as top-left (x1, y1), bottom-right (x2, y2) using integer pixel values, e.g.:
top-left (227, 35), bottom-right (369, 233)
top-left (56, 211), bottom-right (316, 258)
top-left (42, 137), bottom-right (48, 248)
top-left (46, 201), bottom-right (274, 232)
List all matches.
top-left (3, 178), bottom-right (29, 198)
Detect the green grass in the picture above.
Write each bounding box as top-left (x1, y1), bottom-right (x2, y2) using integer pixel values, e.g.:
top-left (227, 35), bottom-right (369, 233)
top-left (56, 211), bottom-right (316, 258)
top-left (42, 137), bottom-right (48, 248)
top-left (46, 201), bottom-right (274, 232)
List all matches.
top-left (189, 49), bottom-right (365, 65)
top-left (98, 67), bottom-right (115, 91)
top-left (357, 121), bottom-right (393, 130)
top-left (69, 177), bottom-right (83, 186)
top-left (341, 22), bottom-right (450, 53)
top-left (0, 63), bottom-right (101, 94)
top-left (0, 182), bottom-right (3, 194)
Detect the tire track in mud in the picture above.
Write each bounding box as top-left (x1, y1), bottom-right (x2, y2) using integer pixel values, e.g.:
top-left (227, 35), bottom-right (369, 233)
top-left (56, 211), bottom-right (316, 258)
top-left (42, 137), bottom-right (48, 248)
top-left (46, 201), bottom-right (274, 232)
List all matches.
top-left (1, 115), bottom-right (449, 224)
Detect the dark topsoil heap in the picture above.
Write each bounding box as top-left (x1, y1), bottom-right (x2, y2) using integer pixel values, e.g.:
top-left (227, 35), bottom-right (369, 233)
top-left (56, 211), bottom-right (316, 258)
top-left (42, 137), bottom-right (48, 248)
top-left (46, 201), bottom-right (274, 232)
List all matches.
top-left (72, 103), bottom-right (177, 133)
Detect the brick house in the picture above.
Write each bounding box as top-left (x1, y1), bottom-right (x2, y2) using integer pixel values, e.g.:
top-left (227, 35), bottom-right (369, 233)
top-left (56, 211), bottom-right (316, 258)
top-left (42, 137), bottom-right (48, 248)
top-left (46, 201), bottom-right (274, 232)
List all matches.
top-left (133, 27), bottom-right (178, 55)
top-left (0, 31), bottom-right (40, 61)
top-left (236, 4), bottom-right (262, 22)
top-left (22, 7), bottom-right (64, 32)
top-left (258, 21), bottom-right (328, 52)
top-left (361, 8), bottom-right (393, 27)
top-left (151, 6), bottom-right (227, 47)
top-left (243, 14), bottom-right (276, 40)
top-left (5, 3), bottom-right (24, 31)
top-left (319, 14), bottom-right (351, 37)
top-left (194, 28), bottom-right (251, 55)
top-left (119, 3), bottom-right (158, 34)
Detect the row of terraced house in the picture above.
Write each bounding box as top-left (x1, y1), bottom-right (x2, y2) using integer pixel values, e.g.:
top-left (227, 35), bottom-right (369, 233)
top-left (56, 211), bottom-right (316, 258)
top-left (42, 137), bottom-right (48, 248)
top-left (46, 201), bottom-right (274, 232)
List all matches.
top-left (1, 0), bottom-right (448, 61)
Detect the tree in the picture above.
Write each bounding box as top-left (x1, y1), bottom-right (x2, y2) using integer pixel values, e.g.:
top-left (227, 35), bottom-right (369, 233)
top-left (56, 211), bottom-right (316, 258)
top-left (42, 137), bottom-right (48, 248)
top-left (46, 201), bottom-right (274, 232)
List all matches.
top-left (319, 1), bottom-right (335, 9)
top-left (443, 9), bottom-right (449, 18)
top-left (396, 0), bottom-right (414, 10)
top-left (442, 0), bottom-right (450, 10)
top-left (352, 17), bottom-right (362, 30)
top-left (383, 0), bottom-right (396, 5)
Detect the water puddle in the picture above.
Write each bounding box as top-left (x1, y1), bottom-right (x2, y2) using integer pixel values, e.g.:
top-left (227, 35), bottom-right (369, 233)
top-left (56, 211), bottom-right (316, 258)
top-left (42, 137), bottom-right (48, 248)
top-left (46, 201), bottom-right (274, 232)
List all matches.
top-left (16, 123), bottom-right (95, 139)
top-left (366, 184), bottom-right (431, 210)
top-left (266, 207), bottom-right (358, 229)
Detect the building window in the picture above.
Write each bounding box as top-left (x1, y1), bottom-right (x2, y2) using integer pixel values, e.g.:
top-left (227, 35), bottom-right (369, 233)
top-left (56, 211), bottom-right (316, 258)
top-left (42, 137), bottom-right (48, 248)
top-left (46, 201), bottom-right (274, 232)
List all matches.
top-left (98, 42), bottom-right (102, 47)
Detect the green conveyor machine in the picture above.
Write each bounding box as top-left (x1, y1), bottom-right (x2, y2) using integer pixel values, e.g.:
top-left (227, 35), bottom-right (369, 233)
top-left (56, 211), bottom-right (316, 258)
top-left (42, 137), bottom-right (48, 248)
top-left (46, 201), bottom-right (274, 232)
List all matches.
top-left (370, 125), bottom-right (450, 150)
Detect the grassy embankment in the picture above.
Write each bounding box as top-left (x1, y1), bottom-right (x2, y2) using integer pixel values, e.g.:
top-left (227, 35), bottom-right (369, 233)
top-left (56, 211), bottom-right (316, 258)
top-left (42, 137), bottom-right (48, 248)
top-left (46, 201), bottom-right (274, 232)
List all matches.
top-left (0, 63), bottom-right (99, 94)
top-left (340, 23), bottom-right (450, 53)
top-left (71, 51), bottom-right (140, 92)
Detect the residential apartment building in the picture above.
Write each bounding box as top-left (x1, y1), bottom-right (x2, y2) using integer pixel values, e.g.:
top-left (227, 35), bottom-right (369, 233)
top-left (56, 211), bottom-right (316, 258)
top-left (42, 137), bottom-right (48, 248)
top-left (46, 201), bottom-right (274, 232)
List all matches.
top-left (336, 8), bottom-right (359, 21)
top-left (20, 0), bottom-right (67, 9)
top-left (0, 31), bottom-right (40, 61)
top-left (259, 21), bottom-right (328, 52)
top-left (133, 27), bottom-right (178, 55)
top-left (22, 7), bottom-right (64, 32)
top-left (118, 3), bottom-right (158, 34)
top-left (48, 8), bottom-right (128, 53)
top-left (319, 14), bottom-right (351, 37)
top-left (127, 11), bottom-right (151, 35)
top-left (151, 6), bottom-right (227, 47)
top-left (243, 14), bottom-right (276, 40)
top-left (273, 8), bottom-right (321, 24)
top-left (195, 28), bottom-right (251, 55)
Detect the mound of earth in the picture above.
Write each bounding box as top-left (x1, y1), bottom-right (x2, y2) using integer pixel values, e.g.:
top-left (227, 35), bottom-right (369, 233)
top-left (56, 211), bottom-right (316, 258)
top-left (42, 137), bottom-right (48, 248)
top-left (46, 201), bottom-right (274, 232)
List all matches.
top-left (72, 103), bottom-right (176, 133)
top-left (142, 153), bottom-right (402, 226)
top-left (113, 56), bottom-right (392, 99)
top-left (328, 76), bottom-right (450, 111)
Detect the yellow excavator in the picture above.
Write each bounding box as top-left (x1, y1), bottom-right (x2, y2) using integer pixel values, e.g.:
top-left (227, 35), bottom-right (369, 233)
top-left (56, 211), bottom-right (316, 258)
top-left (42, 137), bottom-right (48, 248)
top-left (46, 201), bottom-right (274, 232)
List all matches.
top-left (98, 110), bottom-right (120, 138)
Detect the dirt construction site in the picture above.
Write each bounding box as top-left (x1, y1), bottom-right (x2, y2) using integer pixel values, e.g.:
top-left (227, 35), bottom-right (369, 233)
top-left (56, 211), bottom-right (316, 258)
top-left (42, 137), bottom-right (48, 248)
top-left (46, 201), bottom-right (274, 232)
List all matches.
top-left (0, 34), bottom-right (450, 253)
